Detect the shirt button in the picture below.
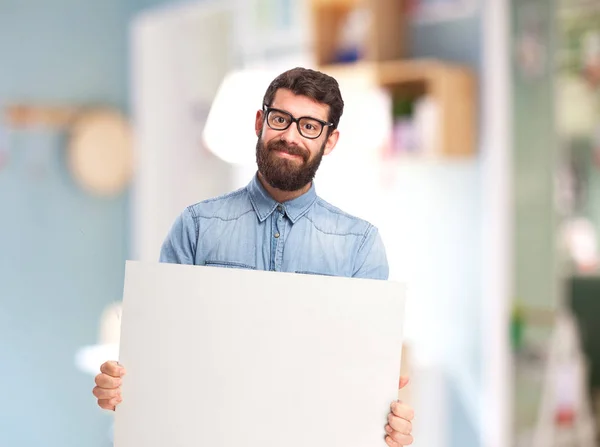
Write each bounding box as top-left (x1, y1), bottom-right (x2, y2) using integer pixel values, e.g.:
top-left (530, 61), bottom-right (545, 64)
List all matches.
top-left (277, 205), bottom-right (283, 212)
top-left (274, 232), bottom-right (280, 238)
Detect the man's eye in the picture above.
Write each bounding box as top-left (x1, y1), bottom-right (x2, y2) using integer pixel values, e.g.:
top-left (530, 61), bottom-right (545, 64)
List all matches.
top-left (271, 115), bottom-right (288, 125)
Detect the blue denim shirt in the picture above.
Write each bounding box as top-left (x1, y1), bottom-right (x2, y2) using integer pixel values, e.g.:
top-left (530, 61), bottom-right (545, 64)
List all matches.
top-left (159, 174), bottom-right (389, 280)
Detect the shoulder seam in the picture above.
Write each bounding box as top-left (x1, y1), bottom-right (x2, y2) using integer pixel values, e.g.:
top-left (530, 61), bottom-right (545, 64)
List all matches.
top-left (314, 198), bottom-right (360, 220)
top-left (201, 186), bottom-right (247, 204)
top-left (186, 186), bottom-right (247, 210)
top-left (195, 208), bottom-right (255, 222)
top-left (357, 223), bottom-right (374, 252)
top-left (302, 214), bottom-right (365, 237)
top-left (185, 206), bottom-right (200, 243)
top-left (186, 187), bottom-right (253, 222)
top-left (310, 197), bottom-right (372, 238)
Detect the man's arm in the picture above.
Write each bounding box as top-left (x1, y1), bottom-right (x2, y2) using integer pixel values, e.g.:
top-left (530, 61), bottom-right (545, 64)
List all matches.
top-left (159, 207), bottom-right (198, 265)
top-left (352, 225), bottom-right (389, 280)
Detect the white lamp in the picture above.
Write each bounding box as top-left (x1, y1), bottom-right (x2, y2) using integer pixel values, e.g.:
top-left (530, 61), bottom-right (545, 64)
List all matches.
top-left (75, 302), bottom-right (122, 375)
top-left (203, 69), bottom-right (276, 165)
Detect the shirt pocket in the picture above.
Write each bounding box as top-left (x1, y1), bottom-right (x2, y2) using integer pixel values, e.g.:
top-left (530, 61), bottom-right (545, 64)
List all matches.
top-left (205, 260), bottom-right (256, 270)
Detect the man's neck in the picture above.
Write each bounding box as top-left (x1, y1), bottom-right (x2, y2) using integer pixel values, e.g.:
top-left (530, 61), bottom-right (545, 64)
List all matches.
top-left (257, 172), bottom-right (311, 203)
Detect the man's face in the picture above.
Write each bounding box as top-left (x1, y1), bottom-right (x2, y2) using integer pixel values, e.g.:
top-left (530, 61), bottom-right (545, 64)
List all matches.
top-left (255, 89), bottom-right (339, 192)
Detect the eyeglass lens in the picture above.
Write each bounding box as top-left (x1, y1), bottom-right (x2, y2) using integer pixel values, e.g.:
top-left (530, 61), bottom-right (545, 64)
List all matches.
top-left (267, 109), bottom-right (323, 139)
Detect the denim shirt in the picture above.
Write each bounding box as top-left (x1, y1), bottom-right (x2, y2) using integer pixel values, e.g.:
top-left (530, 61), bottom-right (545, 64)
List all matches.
top-left (159, 174), bottom-right (389, 280)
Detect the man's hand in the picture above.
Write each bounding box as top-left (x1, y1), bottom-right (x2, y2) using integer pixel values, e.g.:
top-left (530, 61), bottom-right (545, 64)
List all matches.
top-left (93, 361), bottom-right (126, 411)
top-left (385, 376), bottom-right (414, 446)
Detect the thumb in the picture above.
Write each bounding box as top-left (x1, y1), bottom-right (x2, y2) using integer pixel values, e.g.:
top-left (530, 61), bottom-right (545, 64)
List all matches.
top-left (399, 376), bottom-right (410, 389)
top-left (101, 360), bottom-right (126, 378)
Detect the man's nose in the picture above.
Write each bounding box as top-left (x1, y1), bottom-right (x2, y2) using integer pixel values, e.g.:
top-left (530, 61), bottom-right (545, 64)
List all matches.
top-left (279, 122), bottom-right (303, 145)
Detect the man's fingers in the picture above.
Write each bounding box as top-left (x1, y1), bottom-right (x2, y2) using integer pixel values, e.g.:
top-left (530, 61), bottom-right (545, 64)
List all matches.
top-left (97, 399), bottom-right (117, 411)
top-left (390, 401), bottom-right (415, 421)
top-left (95, 373), bottom-right (122, 389)
top-left (385, 435), bottom-right (399, 447)
top-left (390, 431), bottom-right (414, 446)
top-left (399, 376), bottom-right (409, 389)
top-left (93, 386), bottom-right (121, 400)
top-left (388, 414), bottom-right (412, 435)
top-left (100, 361), bottom-right (126, 378)
top-left (386, 399), bottom-right (414, 446)
top-left (95, 361), bottom-right (125, 412)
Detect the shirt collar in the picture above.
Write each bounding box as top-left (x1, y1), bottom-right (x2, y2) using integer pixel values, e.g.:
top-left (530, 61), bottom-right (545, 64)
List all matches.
top-left (247, 173), bottom-right (317, 224)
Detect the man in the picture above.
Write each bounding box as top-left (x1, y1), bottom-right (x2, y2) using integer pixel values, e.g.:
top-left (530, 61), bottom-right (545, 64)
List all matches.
top-left (93, 67), bottom-right (414, 447)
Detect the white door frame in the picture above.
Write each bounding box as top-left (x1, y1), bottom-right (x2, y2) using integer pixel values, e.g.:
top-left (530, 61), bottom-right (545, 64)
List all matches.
top-left (481, 0), bottom-right (513, 445)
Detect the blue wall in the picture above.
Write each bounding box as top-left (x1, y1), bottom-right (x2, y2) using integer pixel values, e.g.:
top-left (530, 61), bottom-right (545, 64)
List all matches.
top-left (0, 1), bottom-right (175, 445)
top-left (0, 130), bottom-right (127, 446)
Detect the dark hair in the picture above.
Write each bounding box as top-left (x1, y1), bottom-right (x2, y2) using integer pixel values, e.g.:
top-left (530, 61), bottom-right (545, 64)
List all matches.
top-left (262, 67), bottom-right (344, 129)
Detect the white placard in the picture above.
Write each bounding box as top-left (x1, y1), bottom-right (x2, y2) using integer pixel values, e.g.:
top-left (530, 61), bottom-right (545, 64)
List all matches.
top-left (114, 261), bottom-right (405, 447)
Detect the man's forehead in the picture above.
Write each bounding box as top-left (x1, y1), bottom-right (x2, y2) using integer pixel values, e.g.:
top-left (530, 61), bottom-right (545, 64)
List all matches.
top-left (271, 89), bottom-right (329, 121)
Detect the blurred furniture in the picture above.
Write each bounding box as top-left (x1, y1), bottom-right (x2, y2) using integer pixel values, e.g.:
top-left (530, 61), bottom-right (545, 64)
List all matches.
top-left (531, 311), bottom-right (596, 447)
top-left (310, 0), bottom-right (406, 66)
top-left (322, 60), bottom-right (476, 157)
top-left (309, 0), bottom-right (477, 158)
top-left (570, 275), bottom-right (600, 437)
top-left (570, 276), bottom-right (600, 390)
top-left (513, 308), bottom-right (597, 447)
top-left (4, 104), bottom-right (79, 128)
top-left (130, 1), bottom-right (239, 262)
top-left (3, 104), bottom-right (133, 196)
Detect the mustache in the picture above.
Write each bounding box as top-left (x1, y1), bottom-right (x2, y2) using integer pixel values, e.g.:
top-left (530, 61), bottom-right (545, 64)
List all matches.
top-left (267, 140), bottom-right (309, 161)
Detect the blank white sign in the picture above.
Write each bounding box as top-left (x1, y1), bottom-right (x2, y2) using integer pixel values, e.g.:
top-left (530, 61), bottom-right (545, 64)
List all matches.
top-left (114, 261), bottom-right (405, 447)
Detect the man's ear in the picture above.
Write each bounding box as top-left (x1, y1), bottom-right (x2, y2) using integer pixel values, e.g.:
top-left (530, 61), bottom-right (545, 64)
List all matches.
top-left (255, 110), bottom-right (264, 137)
top-left (323, 129), bottom-right (340, 156)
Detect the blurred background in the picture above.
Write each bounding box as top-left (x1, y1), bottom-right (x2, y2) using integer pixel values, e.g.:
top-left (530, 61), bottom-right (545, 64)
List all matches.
top-left (0, 0), bottom-right (599, 446)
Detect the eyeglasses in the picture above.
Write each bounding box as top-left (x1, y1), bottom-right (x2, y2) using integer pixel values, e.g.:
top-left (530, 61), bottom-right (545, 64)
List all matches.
top-left (263, 105), bottom-right (333, 139)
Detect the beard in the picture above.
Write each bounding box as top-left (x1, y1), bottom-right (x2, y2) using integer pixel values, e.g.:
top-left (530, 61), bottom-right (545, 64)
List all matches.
top-left (255, 131), bottom-right (326, 192)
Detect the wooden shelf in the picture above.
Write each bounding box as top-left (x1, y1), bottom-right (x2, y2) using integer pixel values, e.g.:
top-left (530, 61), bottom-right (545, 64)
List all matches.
top-left (310, 0), bottom-right (407, 66)
top-left (310, 0), bottom-right (477, 157)
top-left (321, 60), bottom-right (478, 157)
top-left (311, 0), bottom-right (358, 6)
top-left (4, 104), bottom-right (80, 128)
top-left (381, 60), bottom-right (476, 158)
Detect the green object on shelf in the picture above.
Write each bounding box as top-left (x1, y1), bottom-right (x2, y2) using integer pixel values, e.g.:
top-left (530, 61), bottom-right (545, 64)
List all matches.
top-left (511, 300), bottom-right (525, 351)
top-left (392, 98), bottom-right (414, 118)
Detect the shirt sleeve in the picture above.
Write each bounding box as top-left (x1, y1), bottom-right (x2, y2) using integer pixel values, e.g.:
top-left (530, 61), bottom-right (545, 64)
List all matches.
top-left (352, 225), bottom-right (389, 280)
top-left (159, 207), bottom-right (197, 265)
